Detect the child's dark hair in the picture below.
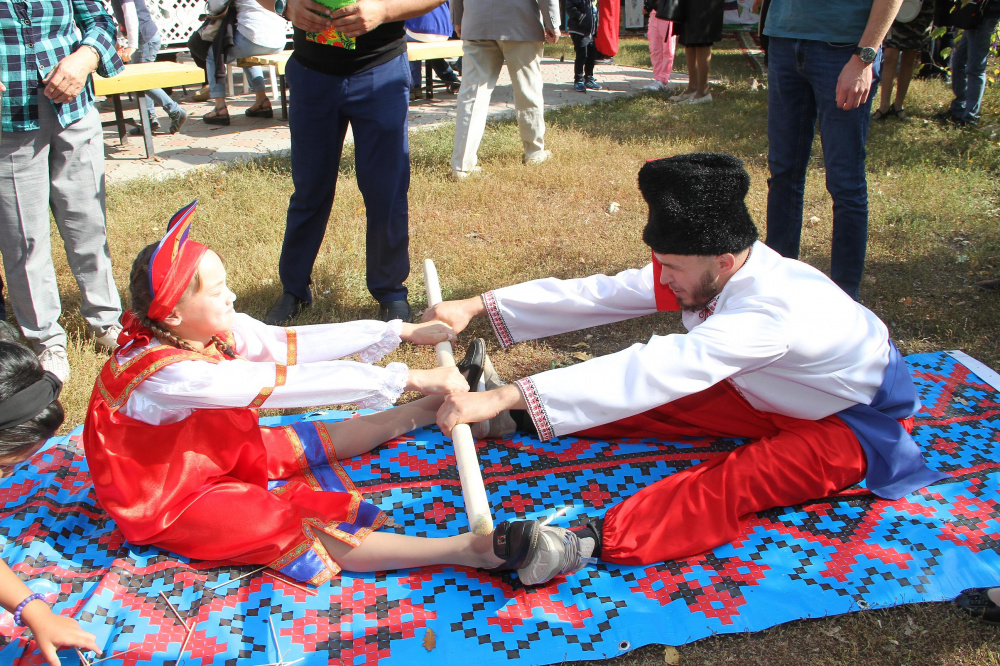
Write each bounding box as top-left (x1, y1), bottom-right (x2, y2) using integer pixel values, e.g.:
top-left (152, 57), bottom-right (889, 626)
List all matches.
top-left (0, 341), bottom-right (64, 456)
top-left (129, 243), bottom-right (235, 357)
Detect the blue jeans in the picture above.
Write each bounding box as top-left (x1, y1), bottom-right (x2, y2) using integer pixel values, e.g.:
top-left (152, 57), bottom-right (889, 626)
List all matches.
top-left (279, 54), bottom-right (411, 304)
top-left (765, 37), bottom-right (880, 301)
top-left (132, 35), bottom-right (180, 119)
top-left (206, 30), bottom-right (283, 99)
top-left (949, 7), bottom-right (1000, 124)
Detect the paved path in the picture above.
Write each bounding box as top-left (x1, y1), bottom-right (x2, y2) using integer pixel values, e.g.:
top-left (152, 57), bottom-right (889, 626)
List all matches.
top-left (100, 55), bottom-right (682, 183)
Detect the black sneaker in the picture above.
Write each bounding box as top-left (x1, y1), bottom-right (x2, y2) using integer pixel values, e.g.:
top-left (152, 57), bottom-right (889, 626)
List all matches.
top-left (263, 292), bottom-right (311, 326)
top-left (378, 299), bottom-right (412, 322)
top-left (956, 587), bottom-right (1000, 625)
top-left (168, 108), bottom-right (188, 134)
top-left (456, 338), bottom-right (485, 390)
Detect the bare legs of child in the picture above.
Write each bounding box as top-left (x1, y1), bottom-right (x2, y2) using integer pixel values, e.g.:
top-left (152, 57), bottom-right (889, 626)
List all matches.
top-left (316, 396), bottom-right (578, 583)
top-left (874, 47), bottom-right (918, 121)
top-left (670, 45), bottom-right (712, 104)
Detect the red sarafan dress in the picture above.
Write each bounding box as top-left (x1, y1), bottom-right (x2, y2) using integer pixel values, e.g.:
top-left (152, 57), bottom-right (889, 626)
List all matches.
top-left (83, 313), bottom-right (411, 585)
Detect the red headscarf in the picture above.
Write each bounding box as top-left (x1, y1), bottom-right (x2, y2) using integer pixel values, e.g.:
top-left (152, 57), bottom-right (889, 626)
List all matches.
top-left (147, 201), bottom-right (208, 322)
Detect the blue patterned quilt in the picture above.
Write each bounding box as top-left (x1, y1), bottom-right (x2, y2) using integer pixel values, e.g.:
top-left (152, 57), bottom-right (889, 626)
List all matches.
top-left (0, 351), bottom-right (997, 665)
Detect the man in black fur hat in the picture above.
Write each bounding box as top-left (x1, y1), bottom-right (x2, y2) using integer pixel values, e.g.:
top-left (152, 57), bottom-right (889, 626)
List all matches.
top-left (424, 153), bottom-right (943, 584)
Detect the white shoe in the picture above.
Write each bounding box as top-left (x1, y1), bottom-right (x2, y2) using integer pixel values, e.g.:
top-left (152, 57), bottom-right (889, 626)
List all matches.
top-left (642, 80), bottom-right (666, 91)
top-left (450, 165), bottom-right (482, 181)
top-left (517, 524), bottom-right (584, 586)
top-left (38, 346), bottom-right (70, 383)
top-left (668, 90), bottom-right (695, 102)
top-left (679, 93), bottom-right (713, 105)
top-left (524, 149), bottom-right (552, 166)
top-left (93, 323), bottom-right (123, 351)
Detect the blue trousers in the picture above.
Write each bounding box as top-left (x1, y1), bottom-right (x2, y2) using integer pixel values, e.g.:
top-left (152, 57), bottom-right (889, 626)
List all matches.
top-left (280, 54), bottom-right (411, 304)
top-left (132, 34), bottom-right (181, 119)
top-left (764, 37), bottom-right (880, 301)
top-left (949, 6), bottom-right (1000, 124)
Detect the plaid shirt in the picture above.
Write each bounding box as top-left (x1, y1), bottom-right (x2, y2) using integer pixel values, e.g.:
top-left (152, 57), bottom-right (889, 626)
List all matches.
top-left (0, 0), bottom-right (122, 132)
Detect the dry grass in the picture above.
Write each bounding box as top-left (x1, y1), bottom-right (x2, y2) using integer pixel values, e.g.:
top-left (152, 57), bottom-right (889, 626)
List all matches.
top-left (26, 34), bottom-right (1000, 665)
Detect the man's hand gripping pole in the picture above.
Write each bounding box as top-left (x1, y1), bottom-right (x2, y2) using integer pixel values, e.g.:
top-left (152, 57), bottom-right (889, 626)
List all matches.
top-left (423, 259), bottom-right (495, 536)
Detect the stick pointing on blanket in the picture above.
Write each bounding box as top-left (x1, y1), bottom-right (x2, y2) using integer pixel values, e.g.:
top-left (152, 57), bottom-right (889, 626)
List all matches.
top-left (423, 259), bottom-right (495, 536)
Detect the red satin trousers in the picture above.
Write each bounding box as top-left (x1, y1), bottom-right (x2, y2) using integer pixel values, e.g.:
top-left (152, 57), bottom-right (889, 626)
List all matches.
top-left (578, 381), bottom-right (869, 565)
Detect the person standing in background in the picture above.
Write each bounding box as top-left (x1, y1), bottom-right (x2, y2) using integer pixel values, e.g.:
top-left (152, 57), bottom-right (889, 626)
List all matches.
top-left (258, 0), bottom-right (445, 325)
top-left (449, 0), bottom-right (560, 180)
top-left (762, 0), bottom-right (901, 301)
top-left (567, 0), bottom-right (602, 92)
top-left (939, 0), bottom-right (1000, 126)
top-left (405, 2), bottom-right (461, 101)
top-left (110, 0), bottom-right (188, 134)
top-left (871, 0), bottom-right (934, 121)
top-left (642, 0), bottom-right (678, 91)
top-left (0, 0), bottom-right (125, 382)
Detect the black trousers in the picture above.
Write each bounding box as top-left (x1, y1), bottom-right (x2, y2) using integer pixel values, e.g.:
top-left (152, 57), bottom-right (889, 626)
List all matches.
top-left (572, 34), bottom-right (596, 79)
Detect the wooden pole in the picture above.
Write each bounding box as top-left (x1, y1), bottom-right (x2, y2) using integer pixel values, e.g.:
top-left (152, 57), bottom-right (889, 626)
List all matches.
top-left (423, 259), bottom-right (494, 535)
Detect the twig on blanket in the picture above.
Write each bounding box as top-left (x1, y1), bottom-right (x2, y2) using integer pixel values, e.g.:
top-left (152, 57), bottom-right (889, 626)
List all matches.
top-left (264, 571), bottom-right (318, 596)
top-left (76, 648), bottom-right (92, 666)
top-left (269, 616), bottom-right (284, 663)
top-left (178, 623), bottom-right (195, 660)
top-left (205, 565), bottom-right (268, 590)
top-left (159, 591), bottom-right (191, 630)
top-left (88, 645), bottom-right (144, 665)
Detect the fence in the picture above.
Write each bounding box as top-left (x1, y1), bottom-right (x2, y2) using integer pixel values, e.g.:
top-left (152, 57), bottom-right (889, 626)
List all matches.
top-left (122, 0), bottom-right (292, 52)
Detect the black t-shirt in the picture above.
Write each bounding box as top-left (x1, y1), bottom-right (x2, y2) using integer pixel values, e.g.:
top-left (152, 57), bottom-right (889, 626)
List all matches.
top-left (292, 21), bottom-right (407, 76)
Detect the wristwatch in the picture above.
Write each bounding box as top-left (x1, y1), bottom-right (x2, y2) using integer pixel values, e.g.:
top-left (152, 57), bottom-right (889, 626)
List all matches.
top-left (854, 46), bottom-right (877, 64)
top-left (274, 0), bottom-right (287, 18)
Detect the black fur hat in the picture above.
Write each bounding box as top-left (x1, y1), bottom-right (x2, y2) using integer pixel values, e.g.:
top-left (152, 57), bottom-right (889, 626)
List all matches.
top-left (639, 153), bottom-right (758, 255)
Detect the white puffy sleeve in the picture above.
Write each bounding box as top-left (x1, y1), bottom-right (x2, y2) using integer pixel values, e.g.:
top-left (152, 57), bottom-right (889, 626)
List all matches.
top-left (231, 313), bottom-right (403, 365)
top-left (484, 264), bottom-right (659, 347)
top-left (123, 356), bottom-right (409, 425)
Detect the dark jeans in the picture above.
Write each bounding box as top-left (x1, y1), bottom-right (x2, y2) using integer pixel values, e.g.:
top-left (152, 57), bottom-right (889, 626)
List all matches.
top-left (571, 33), bottom-right (596, 79)
top-left (764, 37), bottom-right (880, 301)
top-left (949, 6), bottom-right (1000, 123)
top-left (280, 54), bottom-right (411, 304)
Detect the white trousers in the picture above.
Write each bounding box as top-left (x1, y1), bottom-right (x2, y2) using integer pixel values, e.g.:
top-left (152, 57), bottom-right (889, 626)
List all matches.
top-left (0, 102), bottom-right (121, 351)
top-left (451, 40), bottom-right (546, 172)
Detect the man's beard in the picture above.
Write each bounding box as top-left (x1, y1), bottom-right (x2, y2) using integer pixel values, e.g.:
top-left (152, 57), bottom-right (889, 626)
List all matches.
top-left (677, 270), bottom-right (722, 312)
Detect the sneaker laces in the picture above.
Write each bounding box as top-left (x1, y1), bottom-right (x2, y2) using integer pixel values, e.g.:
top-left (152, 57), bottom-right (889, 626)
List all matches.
top-left (558, 528), bottom-right (585, 575)
top-left (540, 507), bottom-right (595, 568)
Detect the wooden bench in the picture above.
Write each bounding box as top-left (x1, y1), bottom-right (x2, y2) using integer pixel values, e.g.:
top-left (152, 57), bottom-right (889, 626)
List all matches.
top-left (93, 61), bottom-right (205, 158)
top-left (407, 40), bottom-right (464, 100)
top-left (235, 40), bottom-right (465, 120)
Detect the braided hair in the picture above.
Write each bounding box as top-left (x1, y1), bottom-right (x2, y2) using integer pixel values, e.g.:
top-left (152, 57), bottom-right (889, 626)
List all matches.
top-left (0, 341), bottom-right (64, 456)
top-left (129, 243), bottom-right (236, 358)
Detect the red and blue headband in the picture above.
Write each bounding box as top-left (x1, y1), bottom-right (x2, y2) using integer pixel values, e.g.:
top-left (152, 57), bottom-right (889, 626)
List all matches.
top-left (147, 201), bottom-right (208, 321)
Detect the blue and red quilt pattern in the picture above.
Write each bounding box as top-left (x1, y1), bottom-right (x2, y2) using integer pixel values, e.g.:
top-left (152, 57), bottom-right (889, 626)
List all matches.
top-left (1, 351), bottom-right (998, 665)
